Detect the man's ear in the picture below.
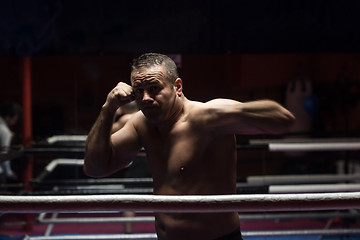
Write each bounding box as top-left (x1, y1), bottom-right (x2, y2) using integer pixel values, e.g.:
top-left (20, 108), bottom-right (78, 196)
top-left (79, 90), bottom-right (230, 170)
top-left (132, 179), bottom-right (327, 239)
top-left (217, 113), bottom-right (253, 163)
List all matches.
top-left (174, 78), bottom-right (183, 96)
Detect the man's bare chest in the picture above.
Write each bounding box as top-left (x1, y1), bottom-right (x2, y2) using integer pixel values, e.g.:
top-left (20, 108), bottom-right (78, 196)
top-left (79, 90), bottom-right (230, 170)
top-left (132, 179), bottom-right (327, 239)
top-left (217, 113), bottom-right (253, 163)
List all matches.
top-left (140, 123), bottom-right (210, 175)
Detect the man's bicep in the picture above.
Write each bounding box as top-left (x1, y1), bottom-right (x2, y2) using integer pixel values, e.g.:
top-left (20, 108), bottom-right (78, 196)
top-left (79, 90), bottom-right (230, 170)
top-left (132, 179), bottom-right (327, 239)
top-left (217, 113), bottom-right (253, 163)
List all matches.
top-left (207, 99), bottom-right (295, 135)
top-left (204, 99), bottom-right (267, 134)
top-left (110, 121), bottom-right (142, 167)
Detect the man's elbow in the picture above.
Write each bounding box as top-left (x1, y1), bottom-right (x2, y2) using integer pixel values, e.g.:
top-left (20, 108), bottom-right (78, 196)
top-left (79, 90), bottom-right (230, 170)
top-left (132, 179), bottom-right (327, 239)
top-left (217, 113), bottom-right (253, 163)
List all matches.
top-left (83, 163), bottom-right (104, 178)
top-left (83, 155), bottom-right (110, 178)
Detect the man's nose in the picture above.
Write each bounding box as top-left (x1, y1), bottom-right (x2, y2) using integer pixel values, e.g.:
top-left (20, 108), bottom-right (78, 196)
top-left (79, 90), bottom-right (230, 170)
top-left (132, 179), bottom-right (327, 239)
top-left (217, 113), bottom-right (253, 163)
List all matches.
top-left (142, 91), bottom-right (153, 103)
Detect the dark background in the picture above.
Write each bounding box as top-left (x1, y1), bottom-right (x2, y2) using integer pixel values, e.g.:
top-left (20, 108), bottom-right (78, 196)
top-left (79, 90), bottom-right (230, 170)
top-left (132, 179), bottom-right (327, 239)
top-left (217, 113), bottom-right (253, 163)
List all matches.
top-left (1, 0), bottom-right (360, 177)
top-left (1, 0), bottom-right (360, 134)
top-left (1, 0), bottom-right (360, 56)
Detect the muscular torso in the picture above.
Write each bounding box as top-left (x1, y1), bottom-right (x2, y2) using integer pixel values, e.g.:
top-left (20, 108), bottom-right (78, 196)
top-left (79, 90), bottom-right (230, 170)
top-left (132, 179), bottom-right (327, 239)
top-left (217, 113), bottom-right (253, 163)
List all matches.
top-left (134, 105), bottom-right (240, 240)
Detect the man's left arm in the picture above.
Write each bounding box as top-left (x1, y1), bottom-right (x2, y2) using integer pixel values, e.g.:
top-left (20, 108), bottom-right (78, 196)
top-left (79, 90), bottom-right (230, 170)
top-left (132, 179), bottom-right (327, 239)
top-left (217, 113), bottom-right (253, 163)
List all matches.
top-left (188, 99), bottom-right (295, 135)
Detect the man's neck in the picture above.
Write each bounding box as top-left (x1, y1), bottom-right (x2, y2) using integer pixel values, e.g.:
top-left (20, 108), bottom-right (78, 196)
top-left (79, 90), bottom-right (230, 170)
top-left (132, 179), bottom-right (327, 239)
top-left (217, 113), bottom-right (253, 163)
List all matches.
top-left (156, 97), bottom-right (187, 133)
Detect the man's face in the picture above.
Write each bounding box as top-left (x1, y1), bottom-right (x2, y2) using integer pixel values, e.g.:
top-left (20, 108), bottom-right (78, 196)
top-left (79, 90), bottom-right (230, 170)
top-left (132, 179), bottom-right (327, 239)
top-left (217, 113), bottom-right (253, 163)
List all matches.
top-left (131, 65), bottom-right (177, 123)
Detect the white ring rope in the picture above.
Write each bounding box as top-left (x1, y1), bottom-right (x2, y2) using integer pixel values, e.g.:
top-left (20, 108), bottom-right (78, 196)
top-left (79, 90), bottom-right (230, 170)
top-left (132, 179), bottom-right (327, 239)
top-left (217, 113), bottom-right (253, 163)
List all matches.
top-left (24, 229), bottom-right (360, 240)
top-left (247, 174), bottom-right (360, 185)
top-left (37, 211), bottom-right (360, 224)
top-left (27, 233), bottom-right (158, 240)
top-left (269, 183), bottom-right (360, 193)
top-left (249, 138), bottom-right (360, 151)
top-left (2, 192), bottom-right (360, 213)
top-left (269, 142), bottom-right (360, 151)
top-left (46, 135), bottom-right (87, 144)
top-left (44, 136), bottom-right (360, 151)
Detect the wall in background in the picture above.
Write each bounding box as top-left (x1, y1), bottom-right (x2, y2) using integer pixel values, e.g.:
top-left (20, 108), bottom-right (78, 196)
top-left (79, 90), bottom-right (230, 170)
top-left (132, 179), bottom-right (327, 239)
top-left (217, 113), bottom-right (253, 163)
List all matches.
top-left (1, 53), bottom-right (360, 140)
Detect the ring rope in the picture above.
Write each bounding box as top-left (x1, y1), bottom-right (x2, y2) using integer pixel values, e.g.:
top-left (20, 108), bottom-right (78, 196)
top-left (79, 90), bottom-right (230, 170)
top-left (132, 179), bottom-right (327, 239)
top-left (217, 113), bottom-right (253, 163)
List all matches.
top-left (269, 183), bottom-right (360, 193)
top-left (268, 142), bottom-right (360, 151)
top-left (2, 192), bottom-right (360, 213)
top-left (26, 233), bottom-right (157, 240)
top-left (24, 229), bottom-right (360, 240)
top-left (247, 174), bottom-right (360, 185)
top-left (37, 211), bottom-right (360, 224)
top-left (3, 138), bottom-right (360, 163)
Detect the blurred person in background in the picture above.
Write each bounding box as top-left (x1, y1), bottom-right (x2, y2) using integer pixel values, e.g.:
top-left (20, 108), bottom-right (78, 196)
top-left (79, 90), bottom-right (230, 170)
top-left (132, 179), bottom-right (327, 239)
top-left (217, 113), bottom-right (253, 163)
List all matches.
top-left (0, 101), bottom-right (22, 184)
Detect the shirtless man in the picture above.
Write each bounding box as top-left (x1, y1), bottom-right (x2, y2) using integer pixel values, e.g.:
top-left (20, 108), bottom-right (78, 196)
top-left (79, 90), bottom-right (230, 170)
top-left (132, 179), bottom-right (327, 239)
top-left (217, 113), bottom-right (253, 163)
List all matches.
top-left (84, 53), bottom-right (295, 240)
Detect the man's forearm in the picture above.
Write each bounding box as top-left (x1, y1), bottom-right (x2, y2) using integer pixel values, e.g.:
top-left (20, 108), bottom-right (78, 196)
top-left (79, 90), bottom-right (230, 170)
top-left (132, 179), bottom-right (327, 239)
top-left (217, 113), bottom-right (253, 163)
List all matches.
top-left (239, 100), bottom-right (295, 134)
top-left (84, 107), bottom-right (116, 177)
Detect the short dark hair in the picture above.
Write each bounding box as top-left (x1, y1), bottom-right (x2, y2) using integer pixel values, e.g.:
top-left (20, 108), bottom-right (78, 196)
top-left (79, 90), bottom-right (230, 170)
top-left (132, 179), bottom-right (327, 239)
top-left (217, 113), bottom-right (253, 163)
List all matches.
top-left (131, 53), bottom-right (179, 84)
top-left (0, 101), bottom-right (22, 118)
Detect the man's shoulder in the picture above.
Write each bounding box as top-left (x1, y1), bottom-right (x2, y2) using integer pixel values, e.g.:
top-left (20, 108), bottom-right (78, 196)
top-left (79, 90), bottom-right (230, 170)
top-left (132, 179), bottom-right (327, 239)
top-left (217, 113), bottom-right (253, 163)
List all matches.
top-left (187, 98), bottom-right (237, 108)
top-left (130, 111), bottom-right (146, 123)
top-left (185, 98), bottom-right (234, 114)
top-left (185, 100), bottom-right (205, 111)
top-left (129, 111), bottom-right (150, 130)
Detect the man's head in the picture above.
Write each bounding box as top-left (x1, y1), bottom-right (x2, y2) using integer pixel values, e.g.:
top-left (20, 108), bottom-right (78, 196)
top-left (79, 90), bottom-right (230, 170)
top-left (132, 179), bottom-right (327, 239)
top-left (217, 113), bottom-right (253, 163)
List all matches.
top-left (130, 53), bottom-right (183, 123)
top-left (0, 101), bottom-right (22, 127)
top-left (131, 53), bottom-right (179, 85)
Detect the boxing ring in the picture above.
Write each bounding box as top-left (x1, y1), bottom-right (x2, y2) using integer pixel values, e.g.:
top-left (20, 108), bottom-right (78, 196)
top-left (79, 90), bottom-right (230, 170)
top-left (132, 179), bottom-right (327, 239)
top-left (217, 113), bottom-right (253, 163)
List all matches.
top-left (1, 136), bottom-right (360, 239)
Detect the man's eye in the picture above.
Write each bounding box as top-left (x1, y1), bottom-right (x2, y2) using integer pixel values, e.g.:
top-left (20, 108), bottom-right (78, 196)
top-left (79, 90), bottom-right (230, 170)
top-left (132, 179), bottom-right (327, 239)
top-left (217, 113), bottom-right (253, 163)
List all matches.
top-left (135, 89), bottom-right (143, 93)
top-left (149, 86), bottom-right (159, 91)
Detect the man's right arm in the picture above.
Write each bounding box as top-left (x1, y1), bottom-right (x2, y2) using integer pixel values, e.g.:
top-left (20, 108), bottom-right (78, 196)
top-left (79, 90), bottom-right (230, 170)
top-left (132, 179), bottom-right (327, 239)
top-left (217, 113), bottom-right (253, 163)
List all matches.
top-left (84, 82), bottom-right (141, 178)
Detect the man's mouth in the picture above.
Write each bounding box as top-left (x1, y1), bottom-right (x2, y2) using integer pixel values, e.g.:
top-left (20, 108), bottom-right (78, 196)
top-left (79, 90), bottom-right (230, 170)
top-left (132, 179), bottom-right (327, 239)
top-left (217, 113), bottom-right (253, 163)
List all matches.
top-left (142, 105), bottom-right (158, 111)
